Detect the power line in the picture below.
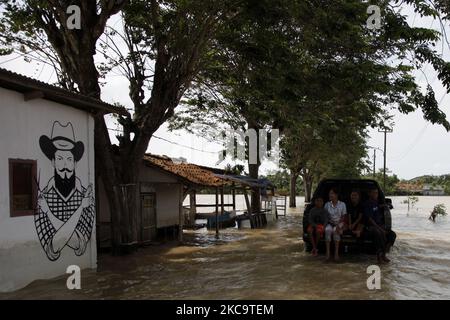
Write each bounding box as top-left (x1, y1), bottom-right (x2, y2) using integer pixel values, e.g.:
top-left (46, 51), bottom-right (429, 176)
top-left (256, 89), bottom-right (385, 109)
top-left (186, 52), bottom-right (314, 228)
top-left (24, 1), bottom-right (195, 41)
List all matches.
top-left (389, 91), bottom-right (447, 162)
top-left (0, 54), bottom-right (24, 65)
top-left (152, 134), bottom-right (220, 155)
top-left (106, 127), bottom-right (220, 154)
top-left (390, 123), bottom-right (429, 162)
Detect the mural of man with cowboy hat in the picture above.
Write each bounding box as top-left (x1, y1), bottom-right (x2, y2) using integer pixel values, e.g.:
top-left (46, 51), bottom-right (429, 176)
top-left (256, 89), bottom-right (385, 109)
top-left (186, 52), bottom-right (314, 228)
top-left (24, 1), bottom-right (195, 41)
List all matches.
top-left (35, 121), bottom-right (95, 261)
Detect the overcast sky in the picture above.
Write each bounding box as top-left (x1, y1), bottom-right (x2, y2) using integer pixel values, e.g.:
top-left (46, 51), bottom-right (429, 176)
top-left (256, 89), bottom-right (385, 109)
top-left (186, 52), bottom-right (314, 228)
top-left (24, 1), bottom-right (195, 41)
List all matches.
top-left (1, 4), bottom-right (449, 180)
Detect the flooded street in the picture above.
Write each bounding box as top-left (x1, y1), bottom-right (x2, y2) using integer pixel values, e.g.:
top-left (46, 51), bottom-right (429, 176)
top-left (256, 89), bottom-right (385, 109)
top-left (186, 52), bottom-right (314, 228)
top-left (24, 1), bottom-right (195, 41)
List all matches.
top-left (1, 196), bottom-right (450, 300)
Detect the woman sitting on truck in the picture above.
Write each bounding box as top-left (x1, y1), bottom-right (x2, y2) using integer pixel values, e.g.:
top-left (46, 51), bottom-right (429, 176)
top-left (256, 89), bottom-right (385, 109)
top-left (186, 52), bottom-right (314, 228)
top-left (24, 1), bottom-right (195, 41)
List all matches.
top-left (324, 188), bottom-right (347, 261)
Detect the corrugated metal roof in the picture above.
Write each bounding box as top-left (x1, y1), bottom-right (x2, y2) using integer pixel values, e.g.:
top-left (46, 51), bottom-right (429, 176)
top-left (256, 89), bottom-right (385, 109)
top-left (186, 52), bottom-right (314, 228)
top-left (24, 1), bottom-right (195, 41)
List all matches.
top-left (143, 154), bottom-right (228, 187)
top-left (0, 68), bottom-right (128, 116)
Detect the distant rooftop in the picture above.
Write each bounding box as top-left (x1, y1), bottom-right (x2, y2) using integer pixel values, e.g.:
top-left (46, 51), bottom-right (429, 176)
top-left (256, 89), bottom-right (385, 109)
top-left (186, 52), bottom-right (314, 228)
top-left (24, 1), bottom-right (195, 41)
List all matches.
top-left (143, 154), bottom-right (227, 187)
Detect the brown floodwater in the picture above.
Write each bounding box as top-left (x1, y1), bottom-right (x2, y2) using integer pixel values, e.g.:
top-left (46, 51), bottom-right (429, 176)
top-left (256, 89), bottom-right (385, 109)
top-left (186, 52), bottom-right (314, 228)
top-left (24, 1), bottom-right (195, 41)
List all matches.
top-left (1, 196), bottom-right (450, 300)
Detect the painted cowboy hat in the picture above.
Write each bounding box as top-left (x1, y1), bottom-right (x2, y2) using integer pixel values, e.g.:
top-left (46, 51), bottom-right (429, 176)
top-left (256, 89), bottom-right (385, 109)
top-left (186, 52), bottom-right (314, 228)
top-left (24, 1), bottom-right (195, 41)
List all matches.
top-left (39, 121), bottom-right (84, 162)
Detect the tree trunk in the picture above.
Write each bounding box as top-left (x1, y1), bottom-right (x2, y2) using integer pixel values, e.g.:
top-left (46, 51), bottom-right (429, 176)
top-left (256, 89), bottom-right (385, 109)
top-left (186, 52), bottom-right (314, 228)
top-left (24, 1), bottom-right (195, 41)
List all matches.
top-left (119, 166), bottom-right (139, 247)
top-left (248, 162), bottom-right (261, 213)
top-left (303, 173), bottom-right (313, 203)
top-left (289, 172), bottom-right (298, 208)
top-left (94, 117), bottom-right (130, 254)
top-left (305, 181), bottom-right (312, 203)
top-left (93, 109), bottom-right (141, 253)
top-left (188, 190), bottom-right (197, 227)
top-left (247, 121), bottom-right (261, 213)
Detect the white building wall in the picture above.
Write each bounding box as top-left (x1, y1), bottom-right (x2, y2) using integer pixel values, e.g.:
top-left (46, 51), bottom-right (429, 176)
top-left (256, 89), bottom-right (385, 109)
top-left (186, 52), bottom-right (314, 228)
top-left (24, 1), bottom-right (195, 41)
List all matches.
top-left (0, 87), bottom-right (97, 292)
top-left (138, 164), bottom-right (181, 228)
top-left (154, 184), bottom-right (181, 228)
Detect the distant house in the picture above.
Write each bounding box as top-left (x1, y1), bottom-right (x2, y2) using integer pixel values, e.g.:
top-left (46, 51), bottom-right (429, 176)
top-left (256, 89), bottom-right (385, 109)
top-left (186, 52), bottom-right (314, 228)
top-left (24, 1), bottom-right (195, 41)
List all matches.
top-left (0, 68), bottom-right (126, 292)
top-left (394, 182), bottom-right (423, 195)
top-left (97, 154), bottom-right (226, 249)
top-left (422, 184), bottom-right (445, 196)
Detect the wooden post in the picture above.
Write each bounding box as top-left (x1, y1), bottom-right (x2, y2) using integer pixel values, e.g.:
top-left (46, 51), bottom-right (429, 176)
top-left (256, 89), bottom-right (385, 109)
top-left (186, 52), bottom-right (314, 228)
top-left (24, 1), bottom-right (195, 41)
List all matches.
top-left (243, 188), bottom-right (251, 213)
top-left (120, 185), bottom-right (130, 245)
top-left (215, 187), bottom-right (219, 238)
top-left (189, 189), bottom-right (197, 227)
top-left (232, 183), bottom-right (236, 212)
top-left (112, 185), bottom-right (122, 253)
top-left (221, 186), bottom-right (225, 213)
top-left (220, 186), bottom-right (225, 230)
top-left (274, 196), bottom-right (279, 219)
top-left (178, 184), bottom-right (184, 243)
top-left (258, 188), bottom-right (262, 228)
top-left (243, 188), bottom-right (253, 227)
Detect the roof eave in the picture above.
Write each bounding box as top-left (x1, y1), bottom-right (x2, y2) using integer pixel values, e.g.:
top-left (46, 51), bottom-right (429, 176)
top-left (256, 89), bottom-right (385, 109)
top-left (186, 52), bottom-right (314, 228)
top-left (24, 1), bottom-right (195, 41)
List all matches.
top-left (0, 68), bottom-right (128, 116)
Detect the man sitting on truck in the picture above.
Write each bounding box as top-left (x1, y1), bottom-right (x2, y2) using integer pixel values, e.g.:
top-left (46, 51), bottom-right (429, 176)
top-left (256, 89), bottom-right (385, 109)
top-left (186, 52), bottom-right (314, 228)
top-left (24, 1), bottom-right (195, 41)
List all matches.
top-left (307, 196), bottom-right (328, 257)
top-left (345, 190), bottom-right (364, 238)
top-left (363, 187), bottom-right (396, 263)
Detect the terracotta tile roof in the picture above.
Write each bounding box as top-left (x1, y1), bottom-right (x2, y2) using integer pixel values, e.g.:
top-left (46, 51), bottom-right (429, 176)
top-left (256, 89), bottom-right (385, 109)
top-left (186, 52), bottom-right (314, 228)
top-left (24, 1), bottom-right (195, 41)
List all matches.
top-left (143, 154), bottom-right (228, 187)
top-left (0, 68), bottom-right (128, 116)
top-left (395, 182), bottom-right (423, 192)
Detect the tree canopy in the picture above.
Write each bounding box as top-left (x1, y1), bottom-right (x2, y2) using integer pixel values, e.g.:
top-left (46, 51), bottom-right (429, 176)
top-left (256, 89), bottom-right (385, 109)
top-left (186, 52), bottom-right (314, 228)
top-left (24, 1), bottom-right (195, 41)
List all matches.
top-left (169, 0), bottom-right (450, 202)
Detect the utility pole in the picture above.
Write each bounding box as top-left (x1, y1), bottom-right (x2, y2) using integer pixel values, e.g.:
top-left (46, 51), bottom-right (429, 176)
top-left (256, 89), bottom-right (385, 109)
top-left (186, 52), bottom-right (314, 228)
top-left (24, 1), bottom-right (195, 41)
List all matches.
top-left (373, 148), bottom-right (376, 177)
top-left (378, 127), bottom-right (393, 191)
top-left (368, 145), bottom-right (383, 178)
